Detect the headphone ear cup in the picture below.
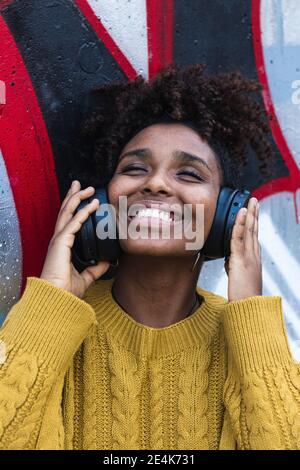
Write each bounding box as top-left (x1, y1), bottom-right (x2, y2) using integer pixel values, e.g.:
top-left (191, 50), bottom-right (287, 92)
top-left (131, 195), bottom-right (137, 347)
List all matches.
top-left (202, 187), bottom-right (251, 261)
top-left (93, 187), bottom-right (122, 263)
top-left (72, 196), bottom-right (99, 272)
top-left (223, 189), bottom-right (251, 258)
top-left (71, 186), bottom-right (122, 275)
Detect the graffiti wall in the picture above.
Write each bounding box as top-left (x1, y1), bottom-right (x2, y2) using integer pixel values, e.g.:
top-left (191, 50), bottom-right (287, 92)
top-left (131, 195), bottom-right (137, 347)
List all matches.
top-left (0, 0), bottom-right (299, 359)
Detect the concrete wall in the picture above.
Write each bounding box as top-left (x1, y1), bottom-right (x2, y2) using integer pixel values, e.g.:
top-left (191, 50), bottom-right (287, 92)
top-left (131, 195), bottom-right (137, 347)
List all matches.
top-left (0, 0), bottom-right (299, 359)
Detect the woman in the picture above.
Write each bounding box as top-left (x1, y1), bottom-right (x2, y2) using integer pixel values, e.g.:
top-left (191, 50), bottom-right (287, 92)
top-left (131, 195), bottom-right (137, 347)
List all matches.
top-left (0, 64), bottom-right (299, 450)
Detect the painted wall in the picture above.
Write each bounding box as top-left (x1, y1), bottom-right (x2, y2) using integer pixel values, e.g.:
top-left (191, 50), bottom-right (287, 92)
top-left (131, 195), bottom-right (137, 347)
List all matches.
top-left (0, 0), bottom-right (299, 359)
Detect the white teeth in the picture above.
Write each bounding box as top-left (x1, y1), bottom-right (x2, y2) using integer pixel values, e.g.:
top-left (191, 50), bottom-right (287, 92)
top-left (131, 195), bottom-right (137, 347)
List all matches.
top-left (131, 208), bottom-right (172, 221)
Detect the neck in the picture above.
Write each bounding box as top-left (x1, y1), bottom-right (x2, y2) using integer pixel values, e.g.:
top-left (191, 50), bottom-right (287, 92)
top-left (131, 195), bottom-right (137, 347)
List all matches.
top-left (112, 253), bottom-right (203, 328)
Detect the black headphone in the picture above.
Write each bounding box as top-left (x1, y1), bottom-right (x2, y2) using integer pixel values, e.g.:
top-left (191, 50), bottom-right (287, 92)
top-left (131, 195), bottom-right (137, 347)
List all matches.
top-left (72, 186), bottom-right (251, 279)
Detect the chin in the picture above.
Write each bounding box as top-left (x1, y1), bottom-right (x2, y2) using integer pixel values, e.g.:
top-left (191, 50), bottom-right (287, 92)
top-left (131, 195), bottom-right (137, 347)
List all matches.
top-left (119, 239), bottom-right (188, 257)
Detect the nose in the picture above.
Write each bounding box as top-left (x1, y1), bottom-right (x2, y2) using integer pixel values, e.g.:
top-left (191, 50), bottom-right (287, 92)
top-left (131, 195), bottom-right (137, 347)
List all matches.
top-left (140, 170), bottom-right (172, 196)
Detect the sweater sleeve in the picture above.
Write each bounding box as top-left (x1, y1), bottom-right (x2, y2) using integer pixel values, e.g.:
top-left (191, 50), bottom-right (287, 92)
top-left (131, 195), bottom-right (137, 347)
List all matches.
top-left (0, 277), bottom-right (97, 450)
top-left (220, 296), bottom-right (300, 450)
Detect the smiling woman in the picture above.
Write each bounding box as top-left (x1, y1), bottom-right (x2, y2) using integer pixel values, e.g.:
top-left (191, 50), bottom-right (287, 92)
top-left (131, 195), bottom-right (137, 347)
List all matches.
top-left (0, 63), bottom-right (300, 450)
top-left (108, 121), bottom-right (221, 271)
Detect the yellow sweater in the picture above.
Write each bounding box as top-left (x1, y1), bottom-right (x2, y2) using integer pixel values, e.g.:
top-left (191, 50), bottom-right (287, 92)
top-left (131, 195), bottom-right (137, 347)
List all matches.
top-left (0, 276), bottom-right (299, 450)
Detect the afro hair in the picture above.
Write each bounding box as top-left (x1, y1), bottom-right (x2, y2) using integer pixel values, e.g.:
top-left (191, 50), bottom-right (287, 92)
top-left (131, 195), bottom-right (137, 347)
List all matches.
top-left (74, 63), bottom-right (274, 189)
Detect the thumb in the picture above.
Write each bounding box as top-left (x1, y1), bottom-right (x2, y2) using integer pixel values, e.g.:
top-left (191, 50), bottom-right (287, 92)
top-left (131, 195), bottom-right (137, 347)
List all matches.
top-left (81, 260), bottom-right (111, 288)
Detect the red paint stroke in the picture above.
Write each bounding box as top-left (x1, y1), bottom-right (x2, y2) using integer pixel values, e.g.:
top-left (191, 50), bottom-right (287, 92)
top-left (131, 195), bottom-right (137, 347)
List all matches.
top-left (75, 0), bottom-right (138, 81)
top-left (252, 0), bottom-right (300, 223)
top-left (0, 17), bottom-right (61, 294)
top-left (146, 0), bottom-right (174, 78)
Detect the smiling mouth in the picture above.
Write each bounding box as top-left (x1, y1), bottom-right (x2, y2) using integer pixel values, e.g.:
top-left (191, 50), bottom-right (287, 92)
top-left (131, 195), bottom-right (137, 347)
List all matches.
top-left (128, 208), bottom-right (183, 223)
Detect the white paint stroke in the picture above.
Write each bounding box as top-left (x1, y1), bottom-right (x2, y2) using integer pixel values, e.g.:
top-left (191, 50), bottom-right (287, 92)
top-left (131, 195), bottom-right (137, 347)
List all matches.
top-left (0, 148), bottom-right (22, 321)
top-left (282, 0), bottom-right (300, 45)
top-left (260, 211), bottom-right (300, 302)
top-left (87, 0), bottom-right (148, 77)
top-left (261, 0), bottom-right (279, 47)
top-left (261, 0), bottom-right (300, 47)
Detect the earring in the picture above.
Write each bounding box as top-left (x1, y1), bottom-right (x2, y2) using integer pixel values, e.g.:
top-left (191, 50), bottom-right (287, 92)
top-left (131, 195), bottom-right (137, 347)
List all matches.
top-left (191, 251), bottom-right (201, 272)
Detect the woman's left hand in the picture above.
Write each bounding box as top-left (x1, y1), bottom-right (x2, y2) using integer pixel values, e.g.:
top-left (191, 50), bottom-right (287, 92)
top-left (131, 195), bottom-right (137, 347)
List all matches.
top-left (225, 197), bottom-right (262, 302)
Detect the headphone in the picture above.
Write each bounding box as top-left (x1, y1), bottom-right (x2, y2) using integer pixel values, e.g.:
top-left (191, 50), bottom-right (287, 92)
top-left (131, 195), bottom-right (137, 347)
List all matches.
top-left (71, 186), bottom-right (251, 280)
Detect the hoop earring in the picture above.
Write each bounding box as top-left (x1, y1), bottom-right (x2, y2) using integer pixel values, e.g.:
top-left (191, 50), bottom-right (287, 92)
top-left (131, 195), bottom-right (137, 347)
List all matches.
top-left (191, 251), bottom-right (201, 272)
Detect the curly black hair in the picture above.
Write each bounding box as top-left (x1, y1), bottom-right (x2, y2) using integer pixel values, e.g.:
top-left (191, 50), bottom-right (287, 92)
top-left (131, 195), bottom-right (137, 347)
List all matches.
top-left (75, 63), bottom-right (273, 189)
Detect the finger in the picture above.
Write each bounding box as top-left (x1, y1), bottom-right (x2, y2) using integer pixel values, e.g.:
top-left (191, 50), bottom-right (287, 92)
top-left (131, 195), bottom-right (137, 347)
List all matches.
top-left (59, 180), bottom-right (81, 214)
top-left (80, 260), bottom-right (111, 289)
top-left (54, 180), bottom-right (80, 229)
top-left (244, 197), bottom-right (257, 253)
top-left (230, 206), bottom-right (247, 256)
top-left (253, 201), bottom-right (260, 257)
top-left (54, 186), bottom-right (96, 235)
top-left (59, 198), bottom-right (100, 242)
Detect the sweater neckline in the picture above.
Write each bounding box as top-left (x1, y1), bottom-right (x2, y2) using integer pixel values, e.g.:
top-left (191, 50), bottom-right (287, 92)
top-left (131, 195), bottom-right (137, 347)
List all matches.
top-left (110, 281), bottom-right (204, 322)
top-left (84, 278), bottom-right (228, 358)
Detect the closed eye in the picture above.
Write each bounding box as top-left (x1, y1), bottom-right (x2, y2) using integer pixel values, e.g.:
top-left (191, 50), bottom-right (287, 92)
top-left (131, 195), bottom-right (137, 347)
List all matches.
top-left (121, 166), bottom-right (203, 181)
top-left (178, 171), bottom-right (203, 181)
top-left (122, 165), bottom-right (147, 173)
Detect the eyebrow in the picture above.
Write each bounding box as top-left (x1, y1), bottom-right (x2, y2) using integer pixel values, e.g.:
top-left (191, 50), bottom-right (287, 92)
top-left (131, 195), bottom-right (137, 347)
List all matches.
top-left (118, 148), bottom-right (212, 173)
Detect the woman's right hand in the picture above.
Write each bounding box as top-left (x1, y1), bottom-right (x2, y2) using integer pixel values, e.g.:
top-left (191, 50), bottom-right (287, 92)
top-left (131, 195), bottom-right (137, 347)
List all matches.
top-left (40, 180), bottom-right (110, 299)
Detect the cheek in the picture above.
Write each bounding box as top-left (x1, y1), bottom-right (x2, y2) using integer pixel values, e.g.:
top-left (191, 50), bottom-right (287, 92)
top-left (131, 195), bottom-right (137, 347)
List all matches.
top-left (107, 177), bottom-right (125, 208)
top-left (107, 181), bottom-right (116, 206)
top-left (192, 190), bottom-right (219, 236)
top-left (205, 194), bottom-right (219, 234)
top-left (204, 205), bottom-right (216, 236)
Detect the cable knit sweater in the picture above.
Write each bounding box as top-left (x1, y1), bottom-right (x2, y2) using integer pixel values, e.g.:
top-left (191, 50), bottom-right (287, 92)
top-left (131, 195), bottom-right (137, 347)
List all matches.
top-left (0, 276), bottom-right (300, 450)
